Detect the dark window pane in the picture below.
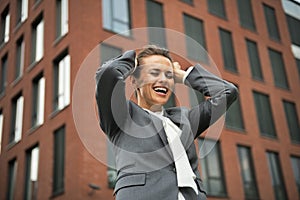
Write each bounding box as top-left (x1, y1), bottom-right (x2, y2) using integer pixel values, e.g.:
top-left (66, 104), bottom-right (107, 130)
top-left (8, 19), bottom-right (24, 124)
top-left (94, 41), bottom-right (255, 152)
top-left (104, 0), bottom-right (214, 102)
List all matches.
top-left (146, 0), bottom-right (167, 48)
top-left (53, 126), bottom-right (65, 195)
top-left (263, 4), bottom-right (280, 41)
top-left (237, 0), bottom-right (256, 31)
top-left (226, 93), bottom-right (244, 131)
top-left (237, 146), bottom-right (259, 199)
top-left (199, 139), bottom-right (227, 197)
top-left (246, 39), bottom-right (263, 81)
top-left (183, 14), bottom-right (208, 62)
top-left (286, 15), bottom-right (300, 46)
top-left (207, 0), bottom-right (226, 19)
top-left (0, 54), bottom-right (8, 94)
top-left (100, 43), bottom-right (122, 64)
top-left (266, 152), bottom-right (288, 200)
top-left (253, 91), bottom-right (276, 138)
top-left (283, 100), bottom-right (300, 143)
top-left (296, 58), bottom-right (300, 80)
top-left (268, 48), bottom-right (289, 89)
top-left (7, 159), bottom-right (17, 200)
top-left (290, 156), bottom-right (300, 197)
top-left (180, 0), bottom-right (193, 5)
top-left (219, 28), bottom-right (237, 72)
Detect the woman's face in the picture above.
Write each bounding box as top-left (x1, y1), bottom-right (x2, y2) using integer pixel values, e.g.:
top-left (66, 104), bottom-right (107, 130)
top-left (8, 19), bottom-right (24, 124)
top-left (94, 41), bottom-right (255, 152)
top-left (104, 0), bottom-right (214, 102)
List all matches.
top-left (134, 55), bottom-right (174, 111)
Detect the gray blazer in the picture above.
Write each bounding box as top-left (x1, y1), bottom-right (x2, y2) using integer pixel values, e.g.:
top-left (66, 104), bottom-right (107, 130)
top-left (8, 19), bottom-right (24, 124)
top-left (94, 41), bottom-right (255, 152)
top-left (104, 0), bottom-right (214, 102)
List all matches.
top-left (95, 50), bottom-right (238, 200)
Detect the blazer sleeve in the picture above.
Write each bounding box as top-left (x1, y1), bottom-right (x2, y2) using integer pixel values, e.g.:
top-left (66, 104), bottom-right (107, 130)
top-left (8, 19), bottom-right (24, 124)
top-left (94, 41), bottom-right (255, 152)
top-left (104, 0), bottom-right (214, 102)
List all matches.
top-left (184, 64), bottom-right (238, 138)
top-left (95, 50), bottom-right (136, 138)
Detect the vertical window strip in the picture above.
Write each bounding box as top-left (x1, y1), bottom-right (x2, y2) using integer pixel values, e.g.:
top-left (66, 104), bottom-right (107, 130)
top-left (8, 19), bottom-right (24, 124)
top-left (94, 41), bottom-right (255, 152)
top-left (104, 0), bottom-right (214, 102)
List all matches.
top-left (25, 146), bottom-right (39, 200)
top-left (1, 55), bottom-right (8, 94)
top-left (58, 55), bottom-right (70, 110)
top-left (4, 13), bottom-right (10, 43)
top-left (283, 100), bottom-right (300, 143)
top-left (266, 152), bottom-right (288, 200)
top-left (237, 146), bottom-right (259, 199)
top-left (236, 0), bottom-right (256, 31)
top-left (0, 111), bottom-right (3, 154)
top-left (246, 39), bottom-right (263, 81)
top-left (225, 92), bottom-right (244, 131)
top-left (53, 126), bottom-right (65, 195)
top-left (37, 77), bottom-right (45, 125)
top-left (61, 0), bottom-right (68, 35)
top-left (16, 38), bottom-right (25, 79)
top-left (219, 28), bottom-right (237, 72)
top-left (263, 4), bottom-right (281, 41)
top-left (14, 96), bottom-right (24, 142)
top-left (7, 159), bottom-right (17, 200)
top-left (290, 156), bottom-right (300, 196)
top-left (207, 0), bottom-right (226, 19)
top-left (21, 0), bottom-right (28, 22)
top-left (35, 19), bottom-right (44, 62)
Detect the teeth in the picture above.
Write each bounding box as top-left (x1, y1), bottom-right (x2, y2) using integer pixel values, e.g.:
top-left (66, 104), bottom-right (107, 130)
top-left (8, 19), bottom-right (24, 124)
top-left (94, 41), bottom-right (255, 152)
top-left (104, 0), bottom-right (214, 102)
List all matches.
top-left (154, 87), bottom-right (167, 94)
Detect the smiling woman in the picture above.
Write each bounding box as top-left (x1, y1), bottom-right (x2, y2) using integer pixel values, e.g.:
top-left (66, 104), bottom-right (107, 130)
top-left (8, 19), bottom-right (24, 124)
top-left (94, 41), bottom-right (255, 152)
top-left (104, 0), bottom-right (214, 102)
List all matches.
top-left (95, 45), bottom-right (238, 200)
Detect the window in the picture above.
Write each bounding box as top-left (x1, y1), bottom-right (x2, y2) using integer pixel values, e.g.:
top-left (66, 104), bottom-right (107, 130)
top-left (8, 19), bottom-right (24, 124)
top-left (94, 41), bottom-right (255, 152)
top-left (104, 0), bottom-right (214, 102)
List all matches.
top-left (253, 91), bottom-right (276, 138)
top-left (0, 54), bottom-right (8, 95)
top-left (286, 15), bottom-right (300, 46)
top-left (246, 39), bottom-right (263, 81)
top-left (183, 14), bottom-right (207, 62)
top-left (199, 139), bottom-right (227, 197)
top-left (15, 37), bottom-right (25, 80)
top-left (268, 48), bottom-right (289, 89)
top-left (219, 28), bottom-right (237, 72)
top-left (0, 110), bottom-right (3, 154)
top-left (56, 0), bottom-right (68, 38)
top-left (1, 7), bottom-right (10, 44)
top-left (266, 151), bottom-right (287, 200)
top-left (236, 0), bottom-right (256, 31)
top-left (7, 158), bottom-right (17, 200)
top-left (31, 16), bottom-right (44, 63)
top-left (263, 4), bottom-right (280, 41)
top-left (283, 100), bottom-right (300, 143)
top-left (225, 89), bottom-right (244, 131)
top-left (10, 94), bottom-right (24, 144)
top-left (16, 0), bottom-right (28, 24)
top-left (53, 125), bottom-right (65, 195)
top-left (100, 43), bottom-right (122, 64)
top-left (237, 146), bottom-right (259, 200)
top-left (24, 146), bottom-right (39, 200)
top-left (53, 53), bottom-right (70, 111)
top-left (146, 0), bottom-right (167, 48)
top-left (32, 74), bottom-right (45, 128)
top-left (290, 156), bottom-right (300, 197)
top-left (207, 0), bottom-right (226, 19)
top-left (102, 0), bottom-right (131, 36)
top-left (297, 58), bottom-right (300, 79)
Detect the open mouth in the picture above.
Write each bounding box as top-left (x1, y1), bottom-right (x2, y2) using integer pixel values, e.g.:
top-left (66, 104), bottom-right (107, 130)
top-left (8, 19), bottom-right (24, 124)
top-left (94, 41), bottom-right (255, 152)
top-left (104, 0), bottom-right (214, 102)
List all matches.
top-left (153, 86), bottom-right (168, 95)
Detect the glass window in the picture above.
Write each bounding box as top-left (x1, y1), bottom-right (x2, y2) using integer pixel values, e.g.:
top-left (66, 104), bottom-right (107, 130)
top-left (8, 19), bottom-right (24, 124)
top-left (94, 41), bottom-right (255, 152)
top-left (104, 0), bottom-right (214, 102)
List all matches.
top-left (53, 53), bottom-right (70, 111)
top-left (207, 0), bottom-right (226, 19)
top-left (297, 58), bottom-right (300, 80)
top-left (31, 16), bottom-right (44, 63)
top-left (56, 0), bottom-right (68, 38)
top-left (180, 0), bottom-right (193, 5)
top-left (283, 100), bottom-right (300, 143)
top-left (263, 4), bottom-right (280, 41)
top-left (246, 39), bottom-right (263, 81)
top-left (53, 125), bottom-right (65, 195)
top-left (24, 146), bottom-right (39, 200)
top-left (100, 43), bottom-right (122, 64)
top-left (199, 139), bottom-right (227, 197)
top-left (219, 28), bottom-right (237, 72)
top-left (0, 54), bottom-right (8, 95)
top-left (236, 0), bottom-right (256, 31)
top-left (225, 89), bottom-right (244, 131)
top-left (10, 94), bottom-right (24, 144)
top-left (17, 0), bottom-right (28, 24)
top-left (102, 0), bottom-right (131, 36)
top-left (237, 146), bottom-right (259, 200)
top-left (146, 0), bottom-right (167, 48)
top-left (183, 14), bottom-right (207, 62)
top-left (268, 48), bottom-right (289, 89)
top-left (286, 14), bottom-right (300, 46)
top-left (266, 151), bottom-right (288, 200)
top-left (15, 37), bottom-right (25, 80)
top-left (290, 156), bottom-right (300, 197)
top-left (0, 110), bottom-right (3, 154)
top-left (32, 74), bottom-right (45, 128)
top-left (1, 7), bottom-right (10, 44)
top-left (253, 91), bottom-right (276, 138)
top-left (7, 158), bottom-right (17, 200)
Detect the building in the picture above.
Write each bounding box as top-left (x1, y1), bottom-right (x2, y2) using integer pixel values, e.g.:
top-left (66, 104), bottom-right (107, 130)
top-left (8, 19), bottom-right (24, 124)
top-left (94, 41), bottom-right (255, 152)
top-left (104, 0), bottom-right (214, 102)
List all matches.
top-left (0, 0), bottom-right (299, 199)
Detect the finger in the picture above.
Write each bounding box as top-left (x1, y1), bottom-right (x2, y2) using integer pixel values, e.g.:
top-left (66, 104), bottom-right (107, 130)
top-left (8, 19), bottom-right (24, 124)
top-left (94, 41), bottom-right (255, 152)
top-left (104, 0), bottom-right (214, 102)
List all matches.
top-left (173, 62), bottom-right (180, 69)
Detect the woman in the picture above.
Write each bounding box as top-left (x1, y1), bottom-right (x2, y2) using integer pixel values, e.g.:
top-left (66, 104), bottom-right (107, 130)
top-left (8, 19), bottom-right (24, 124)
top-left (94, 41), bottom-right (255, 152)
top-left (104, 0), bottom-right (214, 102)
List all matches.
top-left (95, 45), bottom-right (238, 200)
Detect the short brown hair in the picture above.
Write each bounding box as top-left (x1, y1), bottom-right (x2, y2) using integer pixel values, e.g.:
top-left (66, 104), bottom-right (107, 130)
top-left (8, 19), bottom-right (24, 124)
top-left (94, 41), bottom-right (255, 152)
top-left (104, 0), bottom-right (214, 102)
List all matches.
top-left (132, 45), bottom-right (173, 78)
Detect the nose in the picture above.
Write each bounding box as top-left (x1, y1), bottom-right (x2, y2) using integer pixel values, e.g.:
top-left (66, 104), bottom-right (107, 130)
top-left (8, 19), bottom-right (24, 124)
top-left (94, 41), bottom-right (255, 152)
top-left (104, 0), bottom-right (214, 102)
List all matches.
top-left (158, 73), bottom-right (167, 83)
